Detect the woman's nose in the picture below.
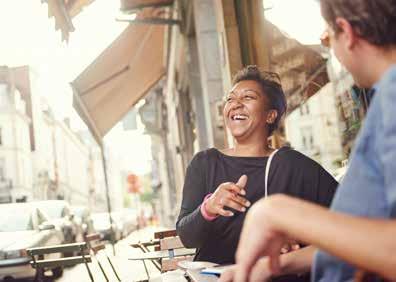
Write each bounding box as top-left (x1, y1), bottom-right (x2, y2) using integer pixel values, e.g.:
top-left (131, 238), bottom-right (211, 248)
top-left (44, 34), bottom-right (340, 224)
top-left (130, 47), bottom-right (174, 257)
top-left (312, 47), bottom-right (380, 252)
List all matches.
top-left (230, 100), bottom-right (243, 110)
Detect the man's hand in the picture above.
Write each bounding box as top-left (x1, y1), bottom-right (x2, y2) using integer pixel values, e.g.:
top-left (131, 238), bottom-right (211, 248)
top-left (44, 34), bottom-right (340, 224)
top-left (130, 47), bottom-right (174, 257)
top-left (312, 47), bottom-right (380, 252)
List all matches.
top-left (281, 240), bottom-right (300, 254)
top-left (234, 195), bottom-right (290, 281)
top-left (205, 175), bottom-right (251, 217)
top-left (219, 257), bottom-right (272, 282)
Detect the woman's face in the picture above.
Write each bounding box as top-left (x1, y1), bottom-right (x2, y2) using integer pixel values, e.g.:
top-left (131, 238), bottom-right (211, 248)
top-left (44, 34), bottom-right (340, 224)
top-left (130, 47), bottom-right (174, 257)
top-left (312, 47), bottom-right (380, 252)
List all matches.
top-left (223, 80), bottom-right (276, 141)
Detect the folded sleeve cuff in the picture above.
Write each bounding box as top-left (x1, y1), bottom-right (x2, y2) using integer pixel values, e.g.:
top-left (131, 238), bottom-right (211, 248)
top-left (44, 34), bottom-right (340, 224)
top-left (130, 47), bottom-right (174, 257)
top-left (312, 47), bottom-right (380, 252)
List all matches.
top-left (200, 193), bottom-right (219, 221)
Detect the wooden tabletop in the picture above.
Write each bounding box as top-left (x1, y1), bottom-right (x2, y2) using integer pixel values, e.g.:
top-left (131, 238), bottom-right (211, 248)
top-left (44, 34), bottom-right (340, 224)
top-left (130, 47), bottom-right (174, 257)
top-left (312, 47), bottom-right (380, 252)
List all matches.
top-left (148, 270), bottom-right (188, 282)
top-left (128, 248), bottom-right (195, 260)
top-left (147, 268), bottom-right (219, 282)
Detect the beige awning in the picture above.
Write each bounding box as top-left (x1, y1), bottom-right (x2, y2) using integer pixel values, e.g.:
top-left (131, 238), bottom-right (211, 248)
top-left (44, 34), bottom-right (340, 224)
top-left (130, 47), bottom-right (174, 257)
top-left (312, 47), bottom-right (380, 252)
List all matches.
top-left (71, 21), bottom-right (165, 144)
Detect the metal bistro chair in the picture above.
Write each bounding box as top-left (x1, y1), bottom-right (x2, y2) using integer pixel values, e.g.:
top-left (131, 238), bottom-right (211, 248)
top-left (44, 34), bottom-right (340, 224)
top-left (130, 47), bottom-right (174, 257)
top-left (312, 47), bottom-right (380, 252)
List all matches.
top-left (130, 229), bottom-right (195, 280)
top-left (85, 233), bottom-right (122, 282)
top-left (27, 242), bottom-right (93, 282)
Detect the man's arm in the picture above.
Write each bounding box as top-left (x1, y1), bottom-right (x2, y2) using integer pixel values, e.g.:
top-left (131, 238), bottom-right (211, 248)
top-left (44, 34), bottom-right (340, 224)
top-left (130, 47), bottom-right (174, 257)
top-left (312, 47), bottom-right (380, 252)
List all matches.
top-left (235, 195), bottom-right (396, 281)
top-left (277, 245), bottom-right (315, 275)
top-left (219, 245), bottom-right (315, 282)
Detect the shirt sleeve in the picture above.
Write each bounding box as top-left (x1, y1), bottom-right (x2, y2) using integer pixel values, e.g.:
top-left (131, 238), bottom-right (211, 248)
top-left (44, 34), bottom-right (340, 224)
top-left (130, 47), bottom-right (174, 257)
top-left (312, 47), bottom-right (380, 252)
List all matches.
top-left (315, 167), bottom-right (338, 207)
top-left (379, 73), bottom-right (396, 217)
top-left (176, 153), bottom-right (213, 248)
top-left (271, 149), bottom-right (337, 208)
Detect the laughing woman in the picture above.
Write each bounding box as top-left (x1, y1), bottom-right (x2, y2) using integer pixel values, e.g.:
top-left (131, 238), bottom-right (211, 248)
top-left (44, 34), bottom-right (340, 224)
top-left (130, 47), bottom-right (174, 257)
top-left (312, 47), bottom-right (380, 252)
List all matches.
top-left (176, 66), bottom-right (337, 281)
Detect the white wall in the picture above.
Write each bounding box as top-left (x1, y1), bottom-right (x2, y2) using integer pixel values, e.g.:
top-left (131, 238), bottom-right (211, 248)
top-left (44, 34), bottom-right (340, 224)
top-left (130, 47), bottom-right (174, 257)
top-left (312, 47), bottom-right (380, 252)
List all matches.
top-left (31, 98), bottom-right (92, 206)
top-left (90, 148), bottom-right (107, 212)
top-left (55, 122), bottom-right (90, 205)
top-left (285, 82), bottom-right (344, 174)
top-left (0, 84), bottom-right (33, 200)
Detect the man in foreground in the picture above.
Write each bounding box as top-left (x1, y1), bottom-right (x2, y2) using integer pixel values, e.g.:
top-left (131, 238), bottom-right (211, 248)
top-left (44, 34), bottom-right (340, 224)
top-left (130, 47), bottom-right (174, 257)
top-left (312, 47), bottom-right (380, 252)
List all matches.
top-left (221, 0), bottom-right (396, 281)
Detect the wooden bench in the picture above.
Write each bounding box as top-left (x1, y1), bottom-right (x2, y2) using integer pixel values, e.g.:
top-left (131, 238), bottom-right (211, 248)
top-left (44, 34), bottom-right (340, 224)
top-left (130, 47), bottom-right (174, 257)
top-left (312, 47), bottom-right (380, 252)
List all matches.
top-left (27, 242), bottom-right (93, 282)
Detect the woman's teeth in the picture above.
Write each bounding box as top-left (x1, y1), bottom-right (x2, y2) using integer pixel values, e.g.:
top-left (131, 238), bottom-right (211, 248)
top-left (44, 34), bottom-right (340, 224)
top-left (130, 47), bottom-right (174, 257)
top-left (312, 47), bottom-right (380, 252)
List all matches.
top-left (232, 114), bottom-right (248, 120)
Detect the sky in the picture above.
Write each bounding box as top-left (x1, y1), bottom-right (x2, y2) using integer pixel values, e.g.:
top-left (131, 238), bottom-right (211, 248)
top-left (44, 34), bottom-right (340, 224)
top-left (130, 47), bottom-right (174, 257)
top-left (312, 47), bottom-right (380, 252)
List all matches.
top-left (0, 0), bottom-right (128, 119)
top-left (0, 0), bottom-right (324, 175)
top-left (264, 0), bottom-right (325, 44)
top-left (0, 0), bottom-right (324, 116)
top-left (0, 0), bottom-right (151, 174)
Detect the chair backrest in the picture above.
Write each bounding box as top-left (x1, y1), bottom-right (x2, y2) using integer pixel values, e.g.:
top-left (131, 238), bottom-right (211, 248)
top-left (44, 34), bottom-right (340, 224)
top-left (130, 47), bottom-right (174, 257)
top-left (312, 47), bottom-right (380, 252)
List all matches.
top-left (159, 236), bottom-right (184, 251)
top-left (27, 242), bottom-right (92, 269)
top-left (154, 229), bottom-right (194, 272)
top-left (85, 233), bottom-right (106, 254)
top-left (28, 242), bottom-right (86, 256)
top-left (154, 230), bottom-right (179, 251)
top-left (154, 229), bottom-right (177, 239)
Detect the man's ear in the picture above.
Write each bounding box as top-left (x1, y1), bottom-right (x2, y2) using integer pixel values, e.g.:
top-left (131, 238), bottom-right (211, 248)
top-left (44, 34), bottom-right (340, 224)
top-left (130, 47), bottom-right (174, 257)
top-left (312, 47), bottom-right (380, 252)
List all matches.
top-left (266, 110), bottom-right (278, 124)
top-left (335, 17), bottom-right (358, 50)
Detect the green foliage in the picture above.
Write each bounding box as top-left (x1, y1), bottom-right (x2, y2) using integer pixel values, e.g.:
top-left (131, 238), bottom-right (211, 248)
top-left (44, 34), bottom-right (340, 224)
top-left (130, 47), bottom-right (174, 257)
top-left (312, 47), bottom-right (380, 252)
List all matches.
top-left (139, 173), bottom-right (157, 203)
top-left (140, 190), bottom-right (155, 203)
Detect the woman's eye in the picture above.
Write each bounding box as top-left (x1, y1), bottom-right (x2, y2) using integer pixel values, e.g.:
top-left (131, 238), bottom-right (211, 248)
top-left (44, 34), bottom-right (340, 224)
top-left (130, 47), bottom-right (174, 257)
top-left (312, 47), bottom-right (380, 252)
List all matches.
top-left (226, 97), bottom-right (233, 102)
top-left (244, 96), bottom-right (253, 100)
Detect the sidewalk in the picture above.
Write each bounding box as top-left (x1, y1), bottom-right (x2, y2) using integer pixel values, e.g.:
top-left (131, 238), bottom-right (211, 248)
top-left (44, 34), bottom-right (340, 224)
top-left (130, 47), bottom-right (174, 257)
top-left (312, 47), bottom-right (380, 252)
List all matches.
top-left (56, 226), bottom-right (168, 282)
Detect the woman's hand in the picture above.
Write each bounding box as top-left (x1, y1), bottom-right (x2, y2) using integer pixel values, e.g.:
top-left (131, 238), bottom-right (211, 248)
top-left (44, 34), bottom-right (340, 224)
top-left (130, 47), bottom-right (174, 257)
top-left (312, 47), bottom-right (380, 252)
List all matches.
top-left (219, 257), bottom-right (272, 282)
top-left (205, 175), bottom-right (251, 217)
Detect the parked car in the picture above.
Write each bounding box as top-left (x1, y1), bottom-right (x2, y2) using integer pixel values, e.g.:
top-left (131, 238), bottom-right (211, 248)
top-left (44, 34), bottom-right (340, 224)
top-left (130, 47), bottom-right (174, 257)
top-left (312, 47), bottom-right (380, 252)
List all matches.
top-left (70, 206), bottom-right (95, 241)
top-left (91, 212), bottom-right (122, 242)
top-left (0, 203), bottom-right (64, 280)
top-left (32, 200), bottom-right (79, 245)
top-left (114, 209), bottom-right (138, 238)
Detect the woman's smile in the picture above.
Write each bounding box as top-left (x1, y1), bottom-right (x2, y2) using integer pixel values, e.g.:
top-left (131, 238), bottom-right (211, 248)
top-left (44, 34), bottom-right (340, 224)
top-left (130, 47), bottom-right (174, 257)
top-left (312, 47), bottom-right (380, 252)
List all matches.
top-left (224, 80), bottom-right (269, 140)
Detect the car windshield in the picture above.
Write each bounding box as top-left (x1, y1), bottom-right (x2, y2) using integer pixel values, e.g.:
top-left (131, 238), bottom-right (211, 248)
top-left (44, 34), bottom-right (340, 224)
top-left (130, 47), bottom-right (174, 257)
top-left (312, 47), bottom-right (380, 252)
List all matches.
top-left (0, 205), bottom-right (34, 231)
top-left (36, 202), bottom-right (66, 219)
top-left (71, 207), bottom-right (86, 218)
top-left (91, 213), bottom-right (111, 229)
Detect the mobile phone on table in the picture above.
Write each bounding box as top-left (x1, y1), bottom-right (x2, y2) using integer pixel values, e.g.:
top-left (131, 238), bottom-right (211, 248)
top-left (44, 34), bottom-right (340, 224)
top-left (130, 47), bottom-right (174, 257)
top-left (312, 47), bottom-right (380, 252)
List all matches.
top-left (201, 264), bottom-right (233, 276)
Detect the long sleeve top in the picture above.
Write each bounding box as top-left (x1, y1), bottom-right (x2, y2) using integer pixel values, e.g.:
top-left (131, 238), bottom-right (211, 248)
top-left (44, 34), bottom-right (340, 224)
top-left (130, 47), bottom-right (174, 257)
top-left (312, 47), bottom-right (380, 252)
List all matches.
top-left (176, 147), bottom-right (338, 267)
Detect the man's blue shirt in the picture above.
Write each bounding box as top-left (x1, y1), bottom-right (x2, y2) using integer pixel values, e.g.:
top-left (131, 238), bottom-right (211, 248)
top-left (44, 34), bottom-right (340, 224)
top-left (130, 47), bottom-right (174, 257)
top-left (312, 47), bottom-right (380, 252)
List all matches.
top-left (313, 65), bottom-right (396, 281)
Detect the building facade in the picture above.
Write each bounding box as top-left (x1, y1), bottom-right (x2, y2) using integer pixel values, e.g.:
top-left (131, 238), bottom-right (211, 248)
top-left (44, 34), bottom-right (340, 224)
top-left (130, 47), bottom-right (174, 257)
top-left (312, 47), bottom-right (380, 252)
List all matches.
top-left (0, 82), bottom-right (33, 203)
top-left (0, 66), bottom-right (112, 209)
top-left (285, 82), bottom-right (345, 175)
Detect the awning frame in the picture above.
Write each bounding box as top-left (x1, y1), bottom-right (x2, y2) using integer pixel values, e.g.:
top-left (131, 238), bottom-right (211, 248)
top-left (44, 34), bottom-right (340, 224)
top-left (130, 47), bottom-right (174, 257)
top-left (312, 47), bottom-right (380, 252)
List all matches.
top-left (120, 0), bottom-right (173, 12)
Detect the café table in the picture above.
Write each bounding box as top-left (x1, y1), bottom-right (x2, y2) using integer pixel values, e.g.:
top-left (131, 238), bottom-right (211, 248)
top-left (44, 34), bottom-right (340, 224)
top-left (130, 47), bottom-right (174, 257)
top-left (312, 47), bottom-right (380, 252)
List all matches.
top-left (128, 248), bottom-right (195, 261)
top-left (148, 268), bottom-right (219, 282)
top-left (186, 269), bottom-right (219, 282)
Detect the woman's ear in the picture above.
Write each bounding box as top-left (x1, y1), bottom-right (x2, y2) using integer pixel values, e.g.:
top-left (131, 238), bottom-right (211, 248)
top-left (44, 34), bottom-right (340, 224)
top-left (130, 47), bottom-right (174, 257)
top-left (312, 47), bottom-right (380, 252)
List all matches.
top-left (266, 110), bottom-right (278, 125)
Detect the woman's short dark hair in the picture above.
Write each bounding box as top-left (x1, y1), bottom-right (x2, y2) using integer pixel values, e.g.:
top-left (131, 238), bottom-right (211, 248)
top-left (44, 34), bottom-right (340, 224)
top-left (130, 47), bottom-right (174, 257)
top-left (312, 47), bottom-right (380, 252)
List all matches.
top-left (232, 65), bottom-right (287, 135)
top-left (320, 0), bottom-right (396, 47)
